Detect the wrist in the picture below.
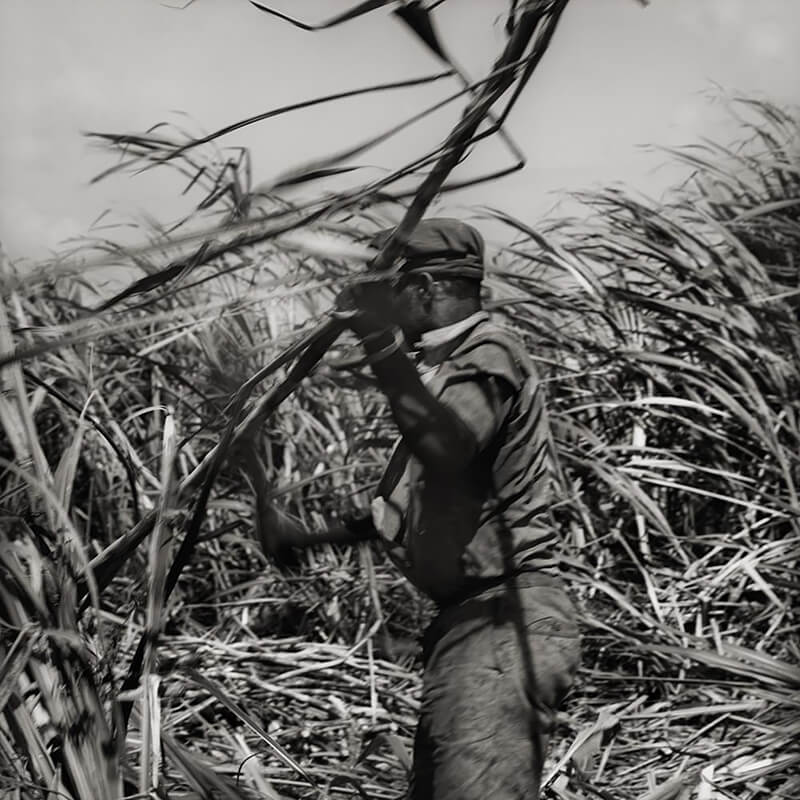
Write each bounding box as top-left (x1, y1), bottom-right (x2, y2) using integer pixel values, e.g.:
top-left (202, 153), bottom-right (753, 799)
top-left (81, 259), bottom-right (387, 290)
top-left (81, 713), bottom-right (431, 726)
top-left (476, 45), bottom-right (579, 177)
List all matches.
top-left (361, 326), bottom-right (404, 365)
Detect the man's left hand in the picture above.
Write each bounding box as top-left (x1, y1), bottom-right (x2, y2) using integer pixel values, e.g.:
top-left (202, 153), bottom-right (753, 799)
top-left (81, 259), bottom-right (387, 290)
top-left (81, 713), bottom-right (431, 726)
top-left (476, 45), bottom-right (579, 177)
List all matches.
top-left (334, 280), bottom-right (396, 337)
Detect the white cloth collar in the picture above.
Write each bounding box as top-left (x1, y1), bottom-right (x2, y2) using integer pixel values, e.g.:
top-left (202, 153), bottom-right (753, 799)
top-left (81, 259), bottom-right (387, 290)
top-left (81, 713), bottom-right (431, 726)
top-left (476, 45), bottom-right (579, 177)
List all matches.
top-left (419, 311), bottom-right (489, 352)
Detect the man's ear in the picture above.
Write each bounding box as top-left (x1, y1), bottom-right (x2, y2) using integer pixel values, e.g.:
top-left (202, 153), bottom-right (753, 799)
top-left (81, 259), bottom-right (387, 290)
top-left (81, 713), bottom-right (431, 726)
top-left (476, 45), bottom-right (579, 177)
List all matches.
top-left (417, 271), bottom-right (435, 305)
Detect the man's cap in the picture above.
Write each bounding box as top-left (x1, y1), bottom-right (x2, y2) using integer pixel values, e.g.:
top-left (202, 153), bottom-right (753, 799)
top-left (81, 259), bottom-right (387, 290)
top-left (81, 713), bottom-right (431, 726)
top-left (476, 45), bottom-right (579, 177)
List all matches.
top-left (370, 217), bottom-right (484, 281)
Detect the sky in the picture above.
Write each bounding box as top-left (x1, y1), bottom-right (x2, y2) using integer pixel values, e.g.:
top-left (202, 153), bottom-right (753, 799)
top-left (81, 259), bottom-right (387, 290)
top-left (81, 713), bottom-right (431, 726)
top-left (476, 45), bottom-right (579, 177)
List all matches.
top-left (0, 0), bottom-right (797, 262)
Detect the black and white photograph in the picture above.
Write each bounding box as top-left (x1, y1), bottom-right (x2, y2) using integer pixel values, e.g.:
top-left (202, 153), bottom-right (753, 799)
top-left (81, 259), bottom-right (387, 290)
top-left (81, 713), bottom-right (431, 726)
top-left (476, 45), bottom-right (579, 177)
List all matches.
top-left (1, 2), bottom-right (798, 798)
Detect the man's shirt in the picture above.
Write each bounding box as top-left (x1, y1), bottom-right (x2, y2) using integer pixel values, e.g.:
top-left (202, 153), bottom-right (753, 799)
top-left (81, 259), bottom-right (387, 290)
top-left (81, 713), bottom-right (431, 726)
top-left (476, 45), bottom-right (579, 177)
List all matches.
top-left (372, 314), bottom-right (560, 603)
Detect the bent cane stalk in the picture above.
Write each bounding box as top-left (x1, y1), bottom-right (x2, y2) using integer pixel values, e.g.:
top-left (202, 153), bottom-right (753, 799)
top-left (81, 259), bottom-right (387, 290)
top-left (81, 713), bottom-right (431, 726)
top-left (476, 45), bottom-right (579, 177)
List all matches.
top-left (86, 1), bottom-right (573, 610)
top-left (85, 9), bottom-right (578, 749)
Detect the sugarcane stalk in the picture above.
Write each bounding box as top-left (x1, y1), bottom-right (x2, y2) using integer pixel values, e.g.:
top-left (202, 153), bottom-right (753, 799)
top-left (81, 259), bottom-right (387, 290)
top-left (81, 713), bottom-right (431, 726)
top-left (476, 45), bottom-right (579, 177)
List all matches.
top-left (86, 0), bottom-right (573, 602)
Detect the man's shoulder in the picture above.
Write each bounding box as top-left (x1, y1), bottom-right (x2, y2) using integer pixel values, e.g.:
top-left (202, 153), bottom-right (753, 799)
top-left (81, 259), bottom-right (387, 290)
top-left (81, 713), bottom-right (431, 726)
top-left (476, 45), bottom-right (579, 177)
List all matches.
top-left (462, 318), bottom-right (525, 348)
top-left (458, 319), bottom-right (532, 368)
top-left (445, 318), bottom-right (533, 389)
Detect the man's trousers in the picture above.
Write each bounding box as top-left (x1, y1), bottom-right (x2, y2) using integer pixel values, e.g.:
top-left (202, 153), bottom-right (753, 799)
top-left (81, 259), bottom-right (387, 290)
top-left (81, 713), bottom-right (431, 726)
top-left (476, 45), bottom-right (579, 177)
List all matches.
top-left (410, 573), bottom-right (580, 800)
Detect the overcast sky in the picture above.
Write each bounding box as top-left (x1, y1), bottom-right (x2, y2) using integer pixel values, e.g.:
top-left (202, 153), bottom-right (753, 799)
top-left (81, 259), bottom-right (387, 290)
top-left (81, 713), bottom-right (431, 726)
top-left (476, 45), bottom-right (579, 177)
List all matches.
top-left (0, 0), bottom-right (797, 261)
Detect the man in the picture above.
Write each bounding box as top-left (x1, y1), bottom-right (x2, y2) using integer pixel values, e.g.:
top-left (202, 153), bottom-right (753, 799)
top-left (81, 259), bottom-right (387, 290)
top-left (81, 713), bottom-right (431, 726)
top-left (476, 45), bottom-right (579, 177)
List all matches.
top-left (252, 218), bottom-right (580, 799)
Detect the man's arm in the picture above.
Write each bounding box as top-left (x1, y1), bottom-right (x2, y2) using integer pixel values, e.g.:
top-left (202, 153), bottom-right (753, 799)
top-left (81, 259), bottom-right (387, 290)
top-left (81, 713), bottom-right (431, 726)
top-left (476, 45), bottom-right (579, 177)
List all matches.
top-left (254, 500), bottom-right (378, 559)
top-left (360, 329), bottom-right (514, 473)
top-left (238, 443), bottom-right (378, 560)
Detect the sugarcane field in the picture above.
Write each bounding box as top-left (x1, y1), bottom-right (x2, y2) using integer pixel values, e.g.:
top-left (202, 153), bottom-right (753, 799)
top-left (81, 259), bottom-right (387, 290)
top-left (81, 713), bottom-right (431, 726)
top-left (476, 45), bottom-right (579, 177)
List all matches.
top-left (1, 2), bottom-right (798, 799)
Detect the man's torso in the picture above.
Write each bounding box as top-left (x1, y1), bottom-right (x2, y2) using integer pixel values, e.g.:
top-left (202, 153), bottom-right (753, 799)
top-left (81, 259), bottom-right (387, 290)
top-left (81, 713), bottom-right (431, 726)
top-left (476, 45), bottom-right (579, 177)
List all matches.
top-left (375, 317), bottom-right (560, 603)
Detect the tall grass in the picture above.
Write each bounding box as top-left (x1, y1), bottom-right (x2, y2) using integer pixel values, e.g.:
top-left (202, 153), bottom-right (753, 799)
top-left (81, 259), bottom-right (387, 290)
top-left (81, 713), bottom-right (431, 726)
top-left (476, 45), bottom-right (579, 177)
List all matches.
top-left (1, 93), bottom-right (798, 798)
top-left (483, 96), bottom-right (800, 799)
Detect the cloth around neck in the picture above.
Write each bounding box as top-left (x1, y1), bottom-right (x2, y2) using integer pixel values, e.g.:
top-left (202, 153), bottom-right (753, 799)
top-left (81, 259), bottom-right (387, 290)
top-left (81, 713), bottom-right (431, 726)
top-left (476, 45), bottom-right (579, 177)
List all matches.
top-left (419, 311), bottom-right (490, 353)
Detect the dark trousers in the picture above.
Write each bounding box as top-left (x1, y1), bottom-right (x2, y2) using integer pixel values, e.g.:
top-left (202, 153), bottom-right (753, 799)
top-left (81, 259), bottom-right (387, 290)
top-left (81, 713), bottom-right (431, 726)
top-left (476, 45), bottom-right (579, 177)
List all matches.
top-left (410, 574), bottom-right (580, 800)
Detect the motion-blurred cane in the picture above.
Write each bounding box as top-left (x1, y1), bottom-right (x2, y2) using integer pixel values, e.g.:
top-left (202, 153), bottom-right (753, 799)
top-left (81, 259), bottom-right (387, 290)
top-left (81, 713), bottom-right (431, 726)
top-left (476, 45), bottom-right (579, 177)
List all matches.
top-left (86, 0), bottom-right (573, 603)
top-left (92, 1), bottom-right (576, 734)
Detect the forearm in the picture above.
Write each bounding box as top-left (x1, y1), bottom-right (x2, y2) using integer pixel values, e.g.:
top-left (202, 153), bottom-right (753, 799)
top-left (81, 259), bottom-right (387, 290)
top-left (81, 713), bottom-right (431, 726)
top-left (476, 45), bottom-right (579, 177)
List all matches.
top-left (254, 496), bottom-right (377, 554)
top-left (240, 445), bottom-right (377, 556)
top-left (361, 330), bottom-right (479, 472)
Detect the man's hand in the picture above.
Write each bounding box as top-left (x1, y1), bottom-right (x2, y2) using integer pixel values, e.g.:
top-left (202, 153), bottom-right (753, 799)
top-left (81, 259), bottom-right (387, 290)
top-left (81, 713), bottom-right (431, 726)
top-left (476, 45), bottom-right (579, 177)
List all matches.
top-left (334, 280), bottom-right (396, 338)
top-left (254, 497), bottom-right (309, 562)
top-left (255, 498), bottom-right (380, 564)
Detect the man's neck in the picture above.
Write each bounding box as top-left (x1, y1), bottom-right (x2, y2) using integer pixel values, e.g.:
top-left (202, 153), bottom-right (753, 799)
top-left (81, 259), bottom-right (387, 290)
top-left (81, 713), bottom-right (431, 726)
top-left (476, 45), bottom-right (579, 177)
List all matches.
top-left (419, 310), bottom-right (489, 366)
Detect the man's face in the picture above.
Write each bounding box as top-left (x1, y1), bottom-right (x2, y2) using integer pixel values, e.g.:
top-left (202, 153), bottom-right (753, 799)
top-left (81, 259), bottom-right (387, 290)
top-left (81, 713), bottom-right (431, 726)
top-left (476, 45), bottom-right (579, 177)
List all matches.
top-left (387, 273), bottom-right (433, 344)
